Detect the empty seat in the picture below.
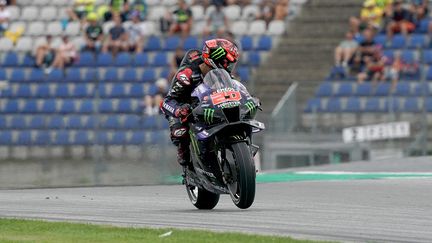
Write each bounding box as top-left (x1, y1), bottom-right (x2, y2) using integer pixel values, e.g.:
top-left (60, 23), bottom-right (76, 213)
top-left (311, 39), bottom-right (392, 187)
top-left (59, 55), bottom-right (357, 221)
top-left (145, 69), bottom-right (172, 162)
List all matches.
top-left (315, 83), bottom-right (333, 97)
top-left (16, 85), bottom-right (32, 97)
top-left (374, 83), bottom-right (391, 96)
top-left (230, 21), bottom-right (248, 35)
top-left (41, 99), bottom-right (57, 113)
top-left (16, 131), bottom-right (32, 145)
top-left (323, 98), bottom-right (341, 112)
top-left (141, 69), bottom-right (156, 83)
top-left (224, 5), bottom-right (241, 20)
top-left (99, 100), bottom-right (115, 113)
top-left (111, 84), bottom-right (127, 97)
top-left (21, 54), bottom-right (35, 67)
top-left (236, 67), bottom-right (249, 82)
top-left (414, 83), bottom-right (431, 96)
top-left (163, 36), bottom-right (181, 51)
top-left (389, 35), bottom-right (406, 48)
top-left (344, 97), bottom-right (361, 112)
top-left (54, 130), bottom-right (71, 145)
top-left (304, 98), bottom-right (321, 112)
top-left (117, 99), bottom-right (134, 113)
top-left (355, 83), bottom-right (372, 96)
top-left (133, 53), bottom-right (149, 66)
top-left (47, 116), bottom-right (65, 129)
top-left (123, 115), bottom-right (140, 129)
top-left (0, 131), bottom-right (12, 145)
top-left (191, 5), bottom-right (204, 20)
top-left (28, 68), bottom-right (44, 82)
top-left (145, 36), bottom-right (161, 51)
top-left (114, 52), bottom-right (132, 66)
top-left (83, 69), bottom-right (99, 82)
top-left (29, 116), bottom-right (46, 129)
top-left (130, 84), bottom-right (145, 97)
top-left (240, 36), bottom-right (254, 51)
top-left (10, 69), bottom-right (26, 82)
top-left (130, 131), bottom-right (145, 144)
top-left (20, 6), bottom-right (39, 21)
top-left (97, 53), bottom-right (114, 66)
top-left (103, 68), bottom-right (119, 82)
top-left (335, 83), bottom-right (353, 96)
top-left (59, 100), bottom-right (76, 113)
top-left (74, 84), bottom-right (92, 97)
top-left (34, 84), bottom-right (51, 98)
top-left (9, 116), bottom-right (27, 129)
top-left (67, 116), bottom-right (82, 129)
top-left (74, 131), bottom-right (92, 145)
top-left (247, 52), bottom-right (261, 66)
top-left (112, 131), bottom-right (127, 145)
top-left (384, 97), bottom-right (401, 112)
top-left (267, 20), bottom-right (285, 35)
top-left (96, 132), bottom-right (110, 145)
top-left (0, 38), bottom-right (13, 52)
top-left (103, 116), bottom-right (122, 129)
top-left (27, 22), bottom-right (45, 36)
top-left (22, 100), bottom-right (38, 113)
top-left (3, 52), bottom-right (19, 67)
top-left (403, 97), bottom-right (420, 112)
top-left (78, 100), bottom-right (95, 113)
top-left (256, 36), bottom-right (272, 51)
top-left (75, 52), bottom-right (95, 67)
top-left (241, 4), bottom-right (259, 20)
top-left (152, 52), bottom-right (169, 67)
top-left (393, 82), bottom-right (411, 96)
top-left (54, 84), bottom-right (70, 97)
top-left (65, 22), bottom-right (80, 36)
top-left (183, 36), bottom-right (199, 50)
top-left (400, 50), bottom-right (416, 64)
top-left (34, 131), bottom-right (50, 145)
top-left (123, 68), bottom-right (138, 82)
top-left (14, 37), bottom-right (33, 52)
top-left (39, 6), bottom-right (57, 21)
top-left (46, 22), bottom-right (63, 36)
top-left (364, 98), bottom-right (382, 112)
top-left (248, 20), bottom-right (266, 35)
top-left (408, 34), bottom-right (428, 48)
top-left (46, 69), bottom-right (64, 82)
top-left (4, 100), bottom-right (19, 113)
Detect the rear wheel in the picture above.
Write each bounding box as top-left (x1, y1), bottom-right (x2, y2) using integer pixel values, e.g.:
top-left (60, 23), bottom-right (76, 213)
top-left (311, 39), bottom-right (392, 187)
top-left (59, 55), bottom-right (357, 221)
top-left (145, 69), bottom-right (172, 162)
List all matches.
top-left (186, 185), bottom-right (220, 210)
top-left (227, 142), bottom-right (256, 209)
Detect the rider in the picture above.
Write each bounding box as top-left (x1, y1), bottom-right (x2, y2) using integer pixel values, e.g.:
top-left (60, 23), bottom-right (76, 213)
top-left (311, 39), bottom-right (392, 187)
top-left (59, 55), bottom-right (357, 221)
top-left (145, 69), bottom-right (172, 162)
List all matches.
top-left (160, 38), bottom-right (240, 169)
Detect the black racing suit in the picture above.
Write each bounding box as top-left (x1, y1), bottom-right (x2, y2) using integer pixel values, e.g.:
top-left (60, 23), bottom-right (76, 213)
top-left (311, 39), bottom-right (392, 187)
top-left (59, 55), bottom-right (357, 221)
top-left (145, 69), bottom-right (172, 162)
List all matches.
top-left (160, 49), bottom-right (205, 165)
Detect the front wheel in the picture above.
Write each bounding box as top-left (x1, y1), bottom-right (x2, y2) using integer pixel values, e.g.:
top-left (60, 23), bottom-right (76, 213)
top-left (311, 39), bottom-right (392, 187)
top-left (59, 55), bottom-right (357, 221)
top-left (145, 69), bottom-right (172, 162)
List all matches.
top-left (227, 142), bottom-right (256, 209)
top-left (186, 185), bottom-right (220, 210)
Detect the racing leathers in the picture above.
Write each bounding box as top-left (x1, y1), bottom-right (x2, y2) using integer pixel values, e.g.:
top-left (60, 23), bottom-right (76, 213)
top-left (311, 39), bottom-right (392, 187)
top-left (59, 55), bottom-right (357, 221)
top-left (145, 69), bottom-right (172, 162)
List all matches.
top-left (160, 49), bottom-right (205, 166)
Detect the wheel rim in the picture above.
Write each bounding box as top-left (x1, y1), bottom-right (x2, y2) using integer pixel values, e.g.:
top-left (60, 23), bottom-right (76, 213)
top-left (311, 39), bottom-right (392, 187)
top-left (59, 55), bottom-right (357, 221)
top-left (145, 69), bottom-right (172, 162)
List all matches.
top-left (187, 185), bottom-right (198, 204)
top-left (224, 148), bottom-right (241, 203)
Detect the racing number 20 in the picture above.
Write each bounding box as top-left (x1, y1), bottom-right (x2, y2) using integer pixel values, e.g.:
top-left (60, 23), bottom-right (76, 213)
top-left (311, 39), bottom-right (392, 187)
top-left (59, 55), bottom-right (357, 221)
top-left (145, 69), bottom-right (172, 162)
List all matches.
top-left (210, 91), bottom-right (242, 105)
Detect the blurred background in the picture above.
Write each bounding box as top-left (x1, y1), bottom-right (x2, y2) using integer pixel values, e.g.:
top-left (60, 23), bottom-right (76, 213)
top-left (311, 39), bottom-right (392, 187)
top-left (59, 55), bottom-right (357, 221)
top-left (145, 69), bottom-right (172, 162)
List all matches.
top-left (0, 0), bottom-right (430, 188)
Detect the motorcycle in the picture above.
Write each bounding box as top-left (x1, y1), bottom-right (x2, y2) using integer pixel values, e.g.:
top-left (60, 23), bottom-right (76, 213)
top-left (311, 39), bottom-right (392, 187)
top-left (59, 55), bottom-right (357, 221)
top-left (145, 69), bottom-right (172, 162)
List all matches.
top-left (184, 68), bottom-right (265, 210)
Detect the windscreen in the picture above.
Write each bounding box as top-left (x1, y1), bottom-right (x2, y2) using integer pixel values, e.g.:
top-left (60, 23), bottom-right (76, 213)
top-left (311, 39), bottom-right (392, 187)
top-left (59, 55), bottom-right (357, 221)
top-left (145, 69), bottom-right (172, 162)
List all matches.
top-left (203, 69), bottom-right (237, 91)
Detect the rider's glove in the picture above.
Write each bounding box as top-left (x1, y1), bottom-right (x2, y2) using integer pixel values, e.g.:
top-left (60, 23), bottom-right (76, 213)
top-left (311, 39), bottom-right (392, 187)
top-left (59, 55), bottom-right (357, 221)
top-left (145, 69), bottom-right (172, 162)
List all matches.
top-left (175, 104), bottom-right (192, 123)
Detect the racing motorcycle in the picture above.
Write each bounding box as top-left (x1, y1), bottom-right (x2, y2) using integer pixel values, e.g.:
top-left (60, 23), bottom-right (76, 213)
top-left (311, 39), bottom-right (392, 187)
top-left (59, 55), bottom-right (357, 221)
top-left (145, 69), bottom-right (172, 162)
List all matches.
top-left (184, 68), bottom-right (265, 210)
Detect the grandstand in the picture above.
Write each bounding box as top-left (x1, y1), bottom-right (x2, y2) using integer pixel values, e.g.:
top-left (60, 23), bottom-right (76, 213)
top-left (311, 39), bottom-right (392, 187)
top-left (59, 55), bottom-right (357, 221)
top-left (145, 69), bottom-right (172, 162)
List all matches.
top-left (0, 0), bottom-right (293, 162)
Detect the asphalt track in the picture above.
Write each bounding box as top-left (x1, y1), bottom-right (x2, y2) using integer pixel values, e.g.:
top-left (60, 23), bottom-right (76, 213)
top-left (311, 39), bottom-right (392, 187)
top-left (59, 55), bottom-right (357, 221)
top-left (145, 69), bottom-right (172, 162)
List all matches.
top-left (1, 178), bottom-right (432, 243)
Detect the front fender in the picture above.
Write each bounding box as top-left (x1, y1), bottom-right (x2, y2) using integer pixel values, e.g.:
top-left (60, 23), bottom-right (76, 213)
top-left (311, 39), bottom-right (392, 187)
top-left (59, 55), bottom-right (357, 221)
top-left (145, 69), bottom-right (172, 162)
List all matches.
top-left (194, 120), bottom-right (265, 141)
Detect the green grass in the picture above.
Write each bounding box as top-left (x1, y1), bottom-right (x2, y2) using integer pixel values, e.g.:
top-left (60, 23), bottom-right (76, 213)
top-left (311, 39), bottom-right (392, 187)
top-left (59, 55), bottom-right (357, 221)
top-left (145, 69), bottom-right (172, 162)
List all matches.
top-left (0, 218), bottom-right (332, 243)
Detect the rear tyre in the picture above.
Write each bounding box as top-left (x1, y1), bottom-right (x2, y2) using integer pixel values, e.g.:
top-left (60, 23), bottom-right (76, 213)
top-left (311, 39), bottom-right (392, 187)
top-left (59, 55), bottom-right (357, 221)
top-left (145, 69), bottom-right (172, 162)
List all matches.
top-left (228, 142), bottom-right (256, 209)
top-left (186, 185), bottom-right (220, 210)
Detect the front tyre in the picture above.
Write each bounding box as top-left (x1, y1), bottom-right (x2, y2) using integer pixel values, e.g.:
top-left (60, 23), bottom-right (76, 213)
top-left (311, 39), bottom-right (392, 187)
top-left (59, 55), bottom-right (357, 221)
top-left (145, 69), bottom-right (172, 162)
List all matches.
top-left (186, 185), bottom-right (220, 210)
top-left (228, 142), bottom-right (256, 209)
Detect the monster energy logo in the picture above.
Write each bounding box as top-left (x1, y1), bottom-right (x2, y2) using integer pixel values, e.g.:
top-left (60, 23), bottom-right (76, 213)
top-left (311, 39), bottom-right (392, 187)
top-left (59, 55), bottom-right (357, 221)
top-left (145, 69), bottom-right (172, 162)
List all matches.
top-left (211, 47), bottom-right (226, 60)
top-left (245, 101), bottom-right (256, 113)
top-left (189, 131), bottom-right (200, 156)
top-left (203, 108), bottom-right (215, 124)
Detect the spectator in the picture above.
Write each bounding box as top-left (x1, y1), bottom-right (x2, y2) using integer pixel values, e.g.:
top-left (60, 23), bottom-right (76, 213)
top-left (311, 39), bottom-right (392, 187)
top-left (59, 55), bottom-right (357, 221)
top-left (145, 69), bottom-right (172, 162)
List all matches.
top-left (257, 1), bottom-right (275, 26)
top-left (105, 0), bottom-right (129, 22)
top-left (350, 0), bottom-right (383, 33)
top-left (66, 0), bottom-right (95, 22)
top-left (128, 0), bottom-right (147, 21)
top-left (357, 50), bottom-right (388, 84)
top-left (143, 78), bottom-right (168, 116)
top-left (169, 47), bottom-right (185, 79)
top-left (358, 28), bottom-right (377, 60)
top-left (169, 0), bottom-right (193, 37)
top-left (274, 0), bottom-right (289, 20)
top-left (102, 13), bottom-right (128, 55)
top-left (84, 12), bottom-right (103, 52)
top-left (386, 0), bottom-right (415, 38)
top-left (51, 36), bottom-right (77, 69)
top-left (126, 11), bottom-right (144, 53)
top-left (0, 0), bottom-right (10, 36)
top-left (203, 3), bottom-right (228, 36)
top-left (35, 35), bottom-right (55, 68)
top-left (334, 31), bottom-right (359, 67)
